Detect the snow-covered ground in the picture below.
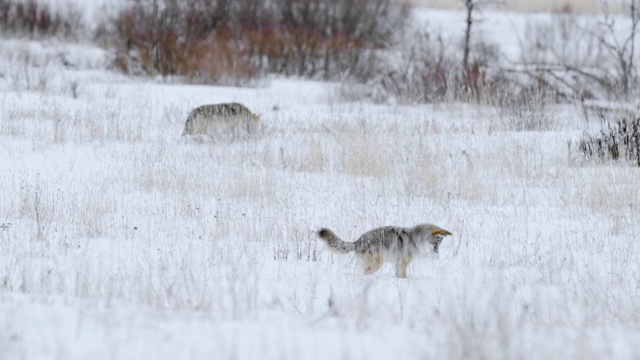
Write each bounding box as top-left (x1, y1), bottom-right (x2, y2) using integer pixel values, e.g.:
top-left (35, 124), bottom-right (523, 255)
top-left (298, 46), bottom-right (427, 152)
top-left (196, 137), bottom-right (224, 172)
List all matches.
top-left (1, 7), bottom-right (640, 360)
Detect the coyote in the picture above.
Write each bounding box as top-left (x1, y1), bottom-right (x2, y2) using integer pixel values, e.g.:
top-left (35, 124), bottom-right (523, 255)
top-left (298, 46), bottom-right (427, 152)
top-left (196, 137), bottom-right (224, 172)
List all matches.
top-left (317, 223), bottom-right (452, 278)
top-left (182, 102), bottom-right (260, 137)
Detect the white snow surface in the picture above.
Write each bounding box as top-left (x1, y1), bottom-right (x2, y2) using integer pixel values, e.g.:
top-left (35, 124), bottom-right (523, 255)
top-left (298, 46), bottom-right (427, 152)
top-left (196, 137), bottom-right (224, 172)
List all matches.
top-left (1, 7), bottom-right (640, 360)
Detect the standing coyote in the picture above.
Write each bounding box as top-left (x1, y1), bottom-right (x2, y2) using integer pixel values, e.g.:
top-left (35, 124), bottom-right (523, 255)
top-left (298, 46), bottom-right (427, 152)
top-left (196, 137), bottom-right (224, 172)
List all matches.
top-left (181, 102), bottom-right (260, 137)
top-left (317, 223), bottom-right (452, 278)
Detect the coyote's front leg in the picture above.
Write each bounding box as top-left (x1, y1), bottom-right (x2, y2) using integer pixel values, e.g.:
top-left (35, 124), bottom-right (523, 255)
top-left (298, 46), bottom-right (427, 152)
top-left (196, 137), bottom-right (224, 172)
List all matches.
top-left (395, 256), bottom-right (413, 278)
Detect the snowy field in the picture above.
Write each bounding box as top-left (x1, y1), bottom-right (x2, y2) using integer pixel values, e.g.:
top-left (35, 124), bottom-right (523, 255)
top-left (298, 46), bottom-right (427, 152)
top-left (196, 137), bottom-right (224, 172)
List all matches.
top-left (2, 7), bottom-right (640, 360)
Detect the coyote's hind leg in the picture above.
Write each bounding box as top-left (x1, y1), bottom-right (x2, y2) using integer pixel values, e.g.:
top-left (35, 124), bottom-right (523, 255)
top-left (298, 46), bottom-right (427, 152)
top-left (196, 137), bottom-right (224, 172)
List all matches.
top-left (362, 252), bottom-right (384, 275)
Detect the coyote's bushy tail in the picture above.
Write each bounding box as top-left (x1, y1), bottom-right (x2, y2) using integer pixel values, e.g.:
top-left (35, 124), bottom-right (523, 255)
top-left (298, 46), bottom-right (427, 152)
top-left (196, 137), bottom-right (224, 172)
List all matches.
top-left (317, 228), bottom-right (355, 254)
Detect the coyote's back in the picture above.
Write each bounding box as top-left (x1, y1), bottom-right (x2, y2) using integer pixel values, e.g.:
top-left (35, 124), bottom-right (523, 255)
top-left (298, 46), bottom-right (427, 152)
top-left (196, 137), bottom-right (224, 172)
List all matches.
top-left (181, 102), bottom-right (260, 138)
top-left (317, 223), bottom-right (452, 278)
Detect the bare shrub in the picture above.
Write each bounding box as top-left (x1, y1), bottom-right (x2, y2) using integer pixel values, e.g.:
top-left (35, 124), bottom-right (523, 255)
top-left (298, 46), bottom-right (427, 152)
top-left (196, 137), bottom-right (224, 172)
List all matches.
top-left (338, 30), bottom-right (449, 104)
top-left (339, 0), bottom-right (638, 109)
top-left (106, 0), bottom-right (255, 81)
top-left (109, 0), bottom-right (188, 77)
top-left (339, 26), bottom-right (498, 104)
top-left (486, 1), bottom-right (640, 130)
top-left (102, 0), bottom-right (408, 83)
top-left (573, 113), bottom-right (640, 166)
top-left (516, 14), bottom-right (608, 100)
top-left (184, 27), bottom-right (256, 84)
top-left (515, 1), bottom-right (640, 102)
top-left (4, 48), bottom-right (54, 92)
top-left (0, 0), bottom-right (84, 39)
top-left (460, 0), bottom-right (503, 81)
top-left (270, 0), bottom-right (408, 79)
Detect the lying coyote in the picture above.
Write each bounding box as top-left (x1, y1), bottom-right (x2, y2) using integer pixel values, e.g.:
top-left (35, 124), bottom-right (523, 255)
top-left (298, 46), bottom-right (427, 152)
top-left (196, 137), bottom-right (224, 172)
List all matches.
top-left (317, 223), bottom-right (452, 278)
top-left (182, 102), bottom-right (260, 137)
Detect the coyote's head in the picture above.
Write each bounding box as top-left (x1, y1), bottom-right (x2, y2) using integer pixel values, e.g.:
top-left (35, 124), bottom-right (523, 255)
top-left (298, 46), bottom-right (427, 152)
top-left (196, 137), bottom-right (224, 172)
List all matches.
top-left (229, 102), bottom-right (260, 124)
top-left (412, 224), bottom-right (452, 254)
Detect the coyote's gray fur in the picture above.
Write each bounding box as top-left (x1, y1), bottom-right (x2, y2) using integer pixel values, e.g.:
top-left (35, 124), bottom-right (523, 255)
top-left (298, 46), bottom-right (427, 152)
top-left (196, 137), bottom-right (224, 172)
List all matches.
top-left (182, 102), bottom-right (260, 137)
top-left (317, 223), bottom-right (452, 278)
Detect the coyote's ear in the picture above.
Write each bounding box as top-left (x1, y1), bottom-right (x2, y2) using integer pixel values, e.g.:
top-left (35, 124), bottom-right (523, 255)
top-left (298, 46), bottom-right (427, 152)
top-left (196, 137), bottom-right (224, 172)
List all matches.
top-left (432, 227), bottom-right (452, 236)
